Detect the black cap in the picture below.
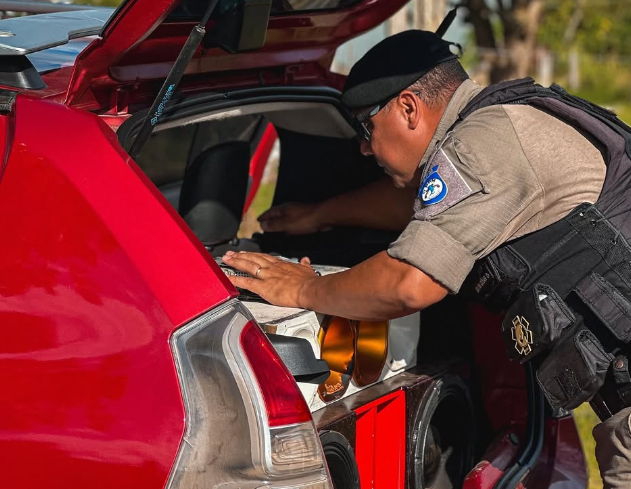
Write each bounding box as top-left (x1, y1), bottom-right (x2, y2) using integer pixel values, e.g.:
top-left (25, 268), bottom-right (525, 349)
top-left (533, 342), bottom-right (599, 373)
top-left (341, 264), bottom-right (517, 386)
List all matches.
top-left (341, 30), bottom-right (458, 109)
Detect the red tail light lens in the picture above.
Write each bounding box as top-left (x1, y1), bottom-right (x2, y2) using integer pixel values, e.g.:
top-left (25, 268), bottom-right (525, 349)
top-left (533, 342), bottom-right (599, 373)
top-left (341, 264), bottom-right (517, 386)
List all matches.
top-left (241, 320), bottom-right (312, 427)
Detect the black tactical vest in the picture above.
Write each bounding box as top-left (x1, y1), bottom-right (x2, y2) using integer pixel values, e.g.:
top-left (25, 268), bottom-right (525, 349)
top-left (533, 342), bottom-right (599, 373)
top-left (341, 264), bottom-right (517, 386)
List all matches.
top-left (458, 78), bottom-right (631, 418)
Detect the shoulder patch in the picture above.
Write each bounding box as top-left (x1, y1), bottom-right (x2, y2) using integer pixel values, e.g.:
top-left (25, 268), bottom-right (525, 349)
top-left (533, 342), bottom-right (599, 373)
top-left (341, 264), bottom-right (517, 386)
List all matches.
top-left (420, 165), bottom-right (448, 205)
top-left (414, 148), bottom-right (473, 221)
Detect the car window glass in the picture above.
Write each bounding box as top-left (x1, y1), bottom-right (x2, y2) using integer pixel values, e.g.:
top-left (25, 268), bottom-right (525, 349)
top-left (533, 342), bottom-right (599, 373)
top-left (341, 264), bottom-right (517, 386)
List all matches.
top-left (135, 125), bottom-right (195, 187)
top-left (134, 115), bottom-right (263, 188)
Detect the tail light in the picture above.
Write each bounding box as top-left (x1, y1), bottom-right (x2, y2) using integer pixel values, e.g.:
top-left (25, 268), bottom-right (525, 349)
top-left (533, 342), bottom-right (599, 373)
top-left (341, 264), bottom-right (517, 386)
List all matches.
top-left (166, 300), bottom-right (332, 488)
top-left (240, 321), bottom-right (312, 427)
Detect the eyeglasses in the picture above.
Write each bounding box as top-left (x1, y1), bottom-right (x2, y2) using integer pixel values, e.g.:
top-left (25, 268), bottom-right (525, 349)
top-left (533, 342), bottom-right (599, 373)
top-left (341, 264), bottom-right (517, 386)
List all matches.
top-left (352, 91), bottom-right (420, 142)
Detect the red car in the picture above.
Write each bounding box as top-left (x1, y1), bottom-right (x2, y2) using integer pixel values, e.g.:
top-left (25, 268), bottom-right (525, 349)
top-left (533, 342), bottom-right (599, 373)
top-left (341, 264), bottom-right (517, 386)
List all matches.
top-left (0, 1), bottom-right (588, 488)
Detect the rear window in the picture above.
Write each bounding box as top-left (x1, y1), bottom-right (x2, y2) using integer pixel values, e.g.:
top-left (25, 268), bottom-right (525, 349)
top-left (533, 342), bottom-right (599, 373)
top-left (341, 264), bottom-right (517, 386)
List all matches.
top-left (135, 125), bottom-right (195, 187)
top-left (168, 0), bottom-right (362, 20)
top-left (134, 115), bottom-right (263, 187)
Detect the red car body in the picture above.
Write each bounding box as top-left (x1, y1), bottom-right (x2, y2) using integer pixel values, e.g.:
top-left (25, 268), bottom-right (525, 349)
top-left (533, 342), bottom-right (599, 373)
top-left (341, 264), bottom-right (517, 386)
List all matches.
top-left (0, 1), bottom-right (589, 488)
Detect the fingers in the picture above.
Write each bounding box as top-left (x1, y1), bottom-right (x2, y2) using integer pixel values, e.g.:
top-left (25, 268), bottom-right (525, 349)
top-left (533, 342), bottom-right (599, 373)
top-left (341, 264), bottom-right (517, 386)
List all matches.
top-left (260, 219), bottom-right (284, 233)
top-left (300, 256), bottom-right (311, 266)
top-left (224, 250), bottom-right (277, 265)
top-left (222, 253), bottom-right (270, 278)
top-left (222, 252), bottom-right (280, 280)
top-left (228, 274), bottom-right (263, 293)
top-left (258, 204), bottom-right (287, 222)
top-left (258, 203), bottom-right (306, 233)
top-left (226, 257), bottom-right (264, 277)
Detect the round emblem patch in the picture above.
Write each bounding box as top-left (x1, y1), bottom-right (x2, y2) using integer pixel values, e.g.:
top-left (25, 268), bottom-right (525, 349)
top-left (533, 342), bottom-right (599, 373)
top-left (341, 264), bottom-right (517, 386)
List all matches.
top-left (420, 165), bottom-right (448, 205)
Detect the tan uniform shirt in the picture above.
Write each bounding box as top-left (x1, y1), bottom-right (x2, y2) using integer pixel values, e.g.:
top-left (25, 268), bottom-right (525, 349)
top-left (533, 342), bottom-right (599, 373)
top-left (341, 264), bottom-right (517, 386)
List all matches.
top-left (388, 79), bottom-right (607, 293)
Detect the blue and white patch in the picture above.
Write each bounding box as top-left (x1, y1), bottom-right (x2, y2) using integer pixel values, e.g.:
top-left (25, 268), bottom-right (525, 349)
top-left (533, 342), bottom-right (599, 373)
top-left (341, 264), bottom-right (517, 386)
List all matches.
top-left (420, 166), bottom-right (448, 205)
top-left (414, 146), bottom-right (478, 221)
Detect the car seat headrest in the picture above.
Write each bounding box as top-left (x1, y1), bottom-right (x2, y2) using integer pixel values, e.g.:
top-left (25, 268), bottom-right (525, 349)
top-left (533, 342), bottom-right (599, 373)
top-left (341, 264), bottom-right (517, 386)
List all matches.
top-left (179, 141), bottom-right (251, 245)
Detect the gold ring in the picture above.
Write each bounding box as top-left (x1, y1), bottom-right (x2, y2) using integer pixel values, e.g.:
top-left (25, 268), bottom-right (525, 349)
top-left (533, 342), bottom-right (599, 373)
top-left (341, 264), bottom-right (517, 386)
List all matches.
top-left (255, 266), bottom-right (262, 278)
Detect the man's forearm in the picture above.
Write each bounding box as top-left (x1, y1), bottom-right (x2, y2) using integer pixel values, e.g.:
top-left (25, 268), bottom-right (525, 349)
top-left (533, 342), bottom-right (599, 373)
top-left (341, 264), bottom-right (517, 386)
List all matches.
top-left (316, 178), bottom-right (416, 232)
top-left (297, 251), bottom-right (447, 320)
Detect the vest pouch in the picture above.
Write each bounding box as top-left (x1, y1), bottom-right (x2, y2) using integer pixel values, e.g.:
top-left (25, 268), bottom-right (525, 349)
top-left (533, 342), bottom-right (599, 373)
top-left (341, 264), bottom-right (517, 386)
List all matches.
top-left (574, 272), bottom-right (631, 344)
top-left (536, 327), bottom-right (612, 410)
top-left (501, 284), bottom-right (575, 363)
top-left (464, 245), bottom-right (530, 312)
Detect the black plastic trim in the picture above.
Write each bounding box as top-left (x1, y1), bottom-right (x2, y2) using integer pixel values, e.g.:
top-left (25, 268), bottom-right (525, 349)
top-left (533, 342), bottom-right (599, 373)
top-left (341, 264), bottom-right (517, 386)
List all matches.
top-left (0, 55), bottom-right (45, 90)
top-left (266, 333), bottom-right (330, 384)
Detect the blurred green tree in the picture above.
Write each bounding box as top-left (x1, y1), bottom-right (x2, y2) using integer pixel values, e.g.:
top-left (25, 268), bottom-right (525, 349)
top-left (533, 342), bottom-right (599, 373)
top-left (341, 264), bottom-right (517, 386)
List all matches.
top-left (461, 0), bottom-right (631, 83)
top-left (461, 0), bottom-right (544, 83)
top-left (538, 0), bottom-right (631, 56)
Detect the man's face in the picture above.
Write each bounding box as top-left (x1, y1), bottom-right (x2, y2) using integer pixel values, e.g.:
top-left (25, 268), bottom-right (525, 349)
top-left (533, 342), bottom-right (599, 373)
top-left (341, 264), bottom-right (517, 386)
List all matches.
top-left (354, 91), bottom-right (437, 188)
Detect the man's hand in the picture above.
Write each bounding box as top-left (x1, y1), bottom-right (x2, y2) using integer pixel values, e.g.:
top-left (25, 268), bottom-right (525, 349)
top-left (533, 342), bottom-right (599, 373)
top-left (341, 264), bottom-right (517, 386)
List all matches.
top-left (222, 250), bottom-right (448, 320)
top-left (258, 179), bottom-right (415, 236)
top-left (222, 251), bottom-right (318, 307)
top-left (258, 202), bottom-right (332, 235)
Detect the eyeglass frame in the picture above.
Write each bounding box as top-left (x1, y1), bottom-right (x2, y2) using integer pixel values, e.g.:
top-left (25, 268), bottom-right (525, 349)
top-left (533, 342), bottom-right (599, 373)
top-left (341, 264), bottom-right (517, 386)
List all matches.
top-left (352, 90), bottom-right (421, 142)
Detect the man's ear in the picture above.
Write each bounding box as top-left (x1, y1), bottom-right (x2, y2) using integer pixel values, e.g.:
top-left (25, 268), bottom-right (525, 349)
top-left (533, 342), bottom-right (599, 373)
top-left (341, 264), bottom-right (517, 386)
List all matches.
top-left (398, 90), bottom-right (423, 130)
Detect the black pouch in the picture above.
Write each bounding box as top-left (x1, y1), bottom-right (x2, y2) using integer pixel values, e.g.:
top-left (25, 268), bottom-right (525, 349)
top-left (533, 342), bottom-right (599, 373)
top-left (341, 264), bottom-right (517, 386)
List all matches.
top-left (501, 284), bottom-right (575, 363)
top-left (574, 272), bottom-right (631, 344)
top-left (536, 326), bottom-right (612, 410)
top-left (463, 245), bottom-right (530, 312)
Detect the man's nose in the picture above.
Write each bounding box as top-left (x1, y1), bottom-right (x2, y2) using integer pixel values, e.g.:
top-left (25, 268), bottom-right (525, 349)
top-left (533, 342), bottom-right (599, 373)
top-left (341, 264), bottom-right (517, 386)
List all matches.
top-left (360, 138), bottom-right (373, 156)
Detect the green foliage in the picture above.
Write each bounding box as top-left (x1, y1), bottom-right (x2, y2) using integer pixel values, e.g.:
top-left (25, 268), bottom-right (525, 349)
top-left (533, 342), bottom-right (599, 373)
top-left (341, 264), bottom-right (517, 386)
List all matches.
top-left (551, 51), bottom-right (631, 107)
top-left (535, 0), bottom-right (631, 120)
top-left (537, 0), bottom-right (575, 51)
top-left (539, 0), bottom-right (631, 56)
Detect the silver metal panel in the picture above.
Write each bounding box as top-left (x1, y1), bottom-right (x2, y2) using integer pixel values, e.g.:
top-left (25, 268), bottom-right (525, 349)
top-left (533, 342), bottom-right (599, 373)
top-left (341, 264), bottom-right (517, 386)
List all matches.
top-left (0, 8), bottom-right (114, 56)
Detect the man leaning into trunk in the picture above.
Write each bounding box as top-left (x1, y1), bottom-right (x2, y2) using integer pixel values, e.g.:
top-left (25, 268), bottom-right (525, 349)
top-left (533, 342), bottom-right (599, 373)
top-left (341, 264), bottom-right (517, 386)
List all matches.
top-left (222, 30), bottom-right (631, 486)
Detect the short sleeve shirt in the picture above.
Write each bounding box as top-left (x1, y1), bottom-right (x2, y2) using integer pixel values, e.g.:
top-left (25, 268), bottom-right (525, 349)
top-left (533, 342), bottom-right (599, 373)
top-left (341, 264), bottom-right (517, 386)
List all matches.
top-left (387, 80), bottom-right (606, 293)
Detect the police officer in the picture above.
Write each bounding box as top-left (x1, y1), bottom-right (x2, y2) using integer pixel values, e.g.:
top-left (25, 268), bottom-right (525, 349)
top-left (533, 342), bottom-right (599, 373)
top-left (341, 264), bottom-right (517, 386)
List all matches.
top-left (221, 30), bottom-right (630, 486)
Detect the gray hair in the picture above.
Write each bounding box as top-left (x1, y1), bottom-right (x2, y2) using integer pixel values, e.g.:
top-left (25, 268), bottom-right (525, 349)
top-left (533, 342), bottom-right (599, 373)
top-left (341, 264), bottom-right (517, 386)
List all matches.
top-left (397, 59), bottom-right (469, 110)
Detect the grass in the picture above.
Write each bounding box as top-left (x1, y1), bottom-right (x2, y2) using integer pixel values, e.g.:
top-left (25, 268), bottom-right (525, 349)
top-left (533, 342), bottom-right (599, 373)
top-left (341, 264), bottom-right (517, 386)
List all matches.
top-left (613, 103), bottom-right (631, 126)
top-left (238, 181), bottom-right (276, 238)
top-left (574, 403), bottom-right (602, 488)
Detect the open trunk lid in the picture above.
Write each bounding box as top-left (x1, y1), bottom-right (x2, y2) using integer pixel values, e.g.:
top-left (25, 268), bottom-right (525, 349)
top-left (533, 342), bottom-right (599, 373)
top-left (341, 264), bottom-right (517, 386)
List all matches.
top-left (65, 0), bottom-right (408, 108)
